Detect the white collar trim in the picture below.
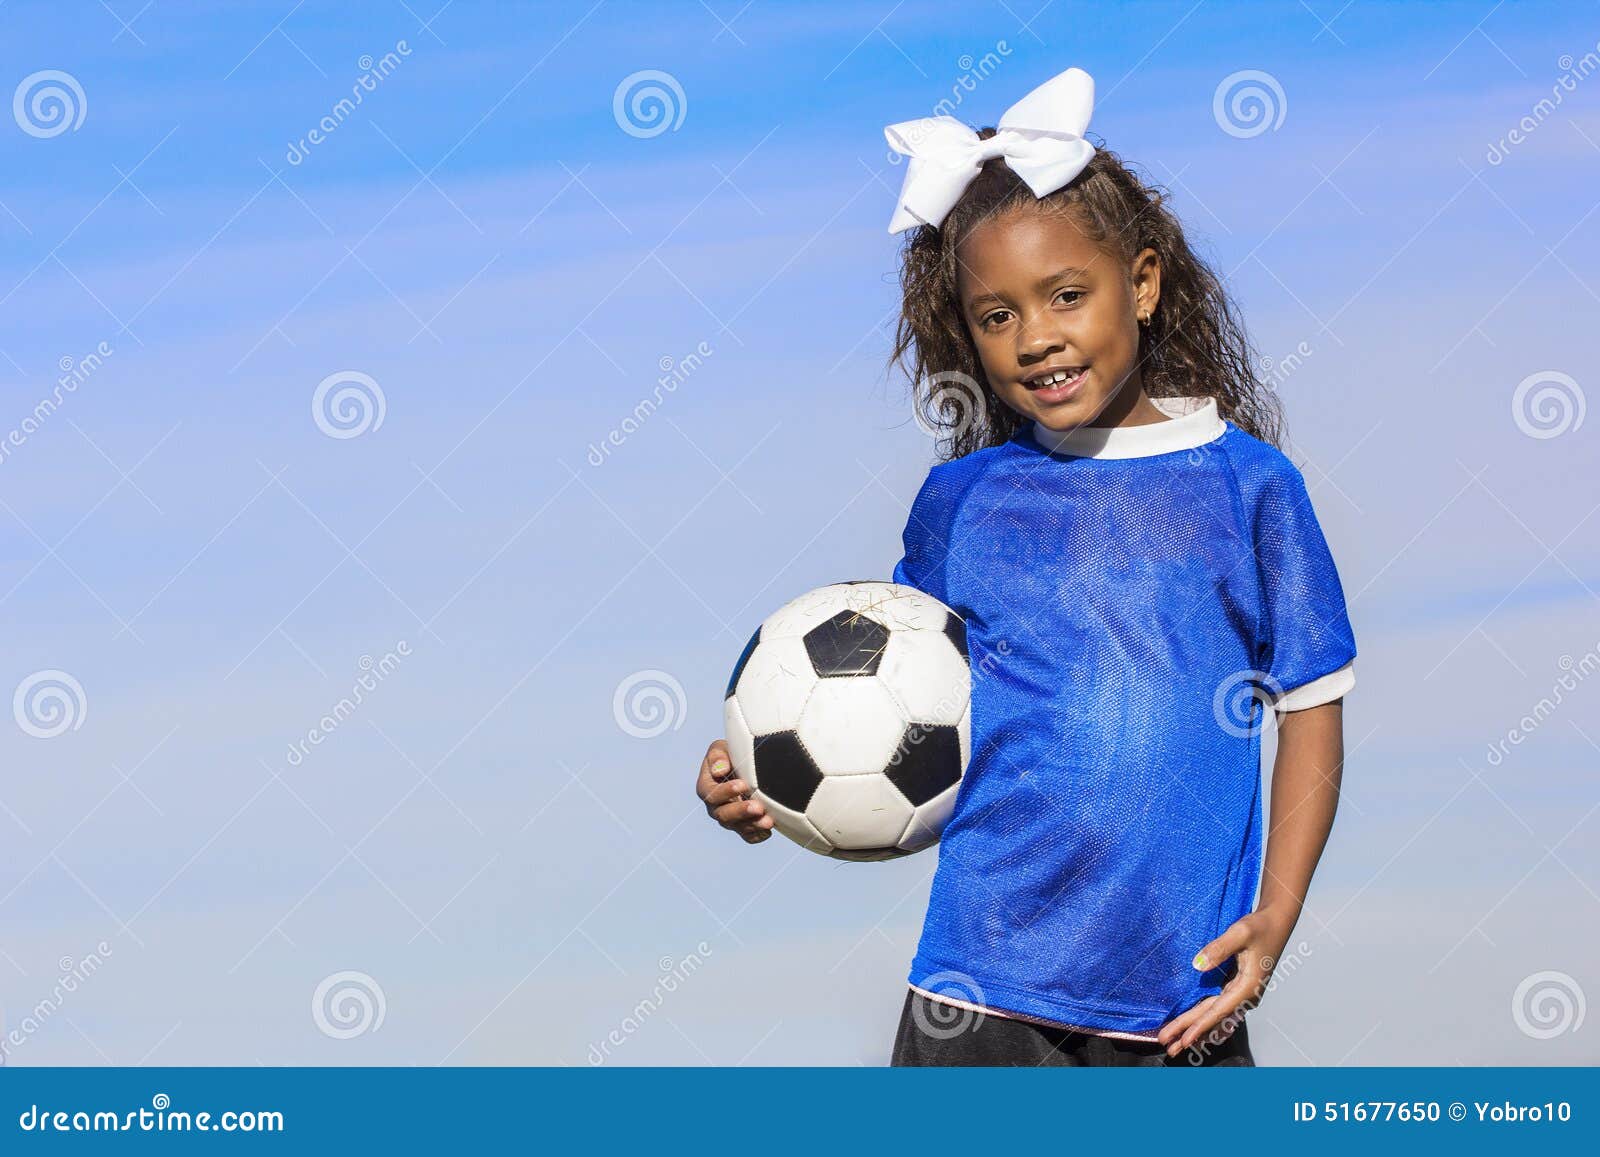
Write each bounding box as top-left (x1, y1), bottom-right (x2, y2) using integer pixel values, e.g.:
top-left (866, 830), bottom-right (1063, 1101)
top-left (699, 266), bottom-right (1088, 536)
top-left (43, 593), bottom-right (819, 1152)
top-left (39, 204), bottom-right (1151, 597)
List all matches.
top-left (1029, 395), bottom-right (1226, 459)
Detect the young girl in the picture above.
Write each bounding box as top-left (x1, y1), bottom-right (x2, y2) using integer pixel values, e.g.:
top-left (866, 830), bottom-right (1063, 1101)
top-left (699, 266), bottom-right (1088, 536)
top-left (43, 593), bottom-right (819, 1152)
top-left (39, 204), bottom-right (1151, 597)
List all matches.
top-left (694, 67), bottom-right (1354, 1067)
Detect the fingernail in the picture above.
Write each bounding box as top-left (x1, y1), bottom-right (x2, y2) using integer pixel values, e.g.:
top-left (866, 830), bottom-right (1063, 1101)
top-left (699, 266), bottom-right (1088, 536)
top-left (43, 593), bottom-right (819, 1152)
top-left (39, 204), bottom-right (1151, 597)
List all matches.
top-left (711, 759), bottom-right (729, 774)
top-left (1192, 952), bottom-right (1210, 970)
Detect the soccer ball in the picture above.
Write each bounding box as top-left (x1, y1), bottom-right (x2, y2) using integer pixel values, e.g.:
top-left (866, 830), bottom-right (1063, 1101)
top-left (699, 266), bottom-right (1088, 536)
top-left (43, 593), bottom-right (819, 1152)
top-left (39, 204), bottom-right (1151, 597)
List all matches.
top-left (723, 581), bottom-right (971, 861)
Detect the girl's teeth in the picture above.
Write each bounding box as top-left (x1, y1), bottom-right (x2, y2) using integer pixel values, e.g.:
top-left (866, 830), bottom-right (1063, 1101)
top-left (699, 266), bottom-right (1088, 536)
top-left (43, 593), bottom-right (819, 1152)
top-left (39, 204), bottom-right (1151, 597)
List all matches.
top-left (1037, 369), bottom-right (1080, 386)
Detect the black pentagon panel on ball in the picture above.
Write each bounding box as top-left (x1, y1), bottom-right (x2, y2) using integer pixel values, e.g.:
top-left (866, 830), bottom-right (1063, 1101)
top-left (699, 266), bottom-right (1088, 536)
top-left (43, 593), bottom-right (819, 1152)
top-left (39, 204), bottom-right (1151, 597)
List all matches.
top-left (884, 724), bottom-right (964, 807)
top-left (752, 731), bottom-right (824, 812)
top-left (803, 610), bottom-right (891, 678)
top-left (726, 625), bottom-right (762, 699)
top-left (942, 611), bottom-right (970, 667)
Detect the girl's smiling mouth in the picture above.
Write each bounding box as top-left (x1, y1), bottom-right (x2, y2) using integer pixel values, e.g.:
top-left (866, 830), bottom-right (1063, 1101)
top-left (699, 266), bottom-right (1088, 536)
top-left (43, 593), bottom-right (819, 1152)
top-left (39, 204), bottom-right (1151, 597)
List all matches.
top-left (1022, 365), bottom-right (1088, 404)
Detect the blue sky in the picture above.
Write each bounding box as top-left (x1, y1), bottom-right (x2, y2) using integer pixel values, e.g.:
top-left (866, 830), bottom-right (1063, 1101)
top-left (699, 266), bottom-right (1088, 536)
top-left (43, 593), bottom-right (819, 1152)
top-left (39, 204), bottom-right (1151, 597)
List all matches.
top-left (0, 0), bottom-right (1596, 1066)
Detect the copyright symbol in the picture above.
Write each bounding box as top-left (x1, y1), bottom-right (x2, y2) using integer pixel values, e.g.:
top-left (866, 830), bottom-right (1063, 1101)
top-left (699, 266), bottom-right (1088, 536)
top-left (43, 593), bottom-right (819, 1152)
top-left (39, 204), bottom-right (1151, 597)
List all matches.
top-left (1448, 1102), bottom-right (1466, 1121)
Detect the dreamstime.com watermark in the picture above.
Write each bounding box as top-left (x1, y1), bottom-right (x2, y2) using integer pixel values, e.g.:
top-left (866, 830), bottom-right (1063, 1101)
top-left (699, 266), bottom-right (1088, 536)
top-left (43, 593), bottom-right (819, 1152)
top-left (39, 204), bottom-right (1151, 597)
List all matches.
top-left (286, 41), bottom-right (413, 165)
top-left (613, 70), bottom-right (686, 138)
top-left (911, 970), bottom-right (990, 1039)
top-left (1213, 70), bottom-right (1287, 138)
top-left (1260, 341), bottom-right (1314, 391)
top-left (312, 970), bottom-right (386, 1040)
top-left (1511, 970), bottom-right (1585, 1040)
top-left (13, 669), bottom-right (87, 739)
top-left (1212, 668), bottom-right (1287, 739)
top-left (0, 942), bottom-right (113, 1065)
top-left (12, 69), bottom-right (86, 138)
top-left (586, 341), bottom-right (713, 466)
top-left (285, 643), bottom-right (411, 766)
top-left (16, 1094), bottom-right (283, 1134)
top-left (1486, 43), bottom-right (1600, 165)
top-left (886, 637), bottom-right (1008, 771)
top-left (883, 42), bottom-right (1014, 163)
top-left (312, 370), bottom-right (386, 439)
top-left (612, 668), bottom-right (688, 739)
top-left (1511, 370), bottom-right (1584, 439)
top-left (587, 943), bottom-right (712, 1064)
top-left (1484, 642), bottom-right (1600, 766)
top-left (0, 341), bottom-right (114, 467)
top-left (1180, 939), bottom-right (1314, 1065)
top-left (913, 370), bottom-right (989, 448)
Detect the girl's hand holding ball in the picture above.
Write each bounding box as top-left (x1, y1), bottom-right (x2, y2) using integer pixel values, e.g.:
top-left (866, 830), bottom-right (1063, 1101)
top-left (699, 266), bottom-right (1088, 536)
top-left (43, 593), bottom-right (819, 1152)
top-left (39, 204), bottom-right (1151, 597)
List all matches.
top-left (695, 739), bottom-right (773, 844)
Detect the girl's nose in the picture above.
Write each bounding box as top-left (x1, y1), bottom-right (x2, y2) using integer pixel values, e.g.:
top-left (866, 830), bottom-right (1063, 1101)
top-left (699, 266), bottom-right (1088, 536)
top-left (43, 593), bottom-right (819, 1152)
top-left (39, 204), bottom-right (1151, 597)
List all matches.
top-left (1016, 314), bottom-right (1064, 360)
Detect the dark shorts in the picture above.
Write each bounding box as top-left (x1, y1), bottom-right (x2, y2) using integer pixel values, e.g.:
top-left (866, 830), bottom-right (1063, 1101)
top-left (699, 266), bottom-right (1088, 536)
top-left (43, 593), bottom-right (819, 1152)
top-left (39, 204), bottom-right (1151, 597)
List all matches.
top-left (890, 989), bottom-right (1256, 1067)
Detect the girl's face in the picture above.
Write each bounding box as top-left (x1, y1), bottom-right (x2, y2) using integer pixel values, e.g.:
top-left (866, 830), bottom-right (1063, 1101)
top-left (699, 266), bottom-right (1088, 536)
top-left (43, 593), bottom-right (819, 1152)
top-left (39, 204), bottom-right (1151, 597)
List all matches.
top-left (954, 205), bottom-right (1161, 431)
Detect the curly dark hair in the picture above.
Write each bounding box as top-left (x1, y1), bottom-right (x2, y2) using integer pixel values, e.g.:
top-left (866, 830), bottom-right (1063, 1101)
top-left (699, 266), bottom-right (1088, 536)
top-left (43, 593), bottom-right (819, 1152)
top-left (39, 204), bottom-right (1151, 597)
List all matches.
top-left (888, 130), bottom-right (1283, 461)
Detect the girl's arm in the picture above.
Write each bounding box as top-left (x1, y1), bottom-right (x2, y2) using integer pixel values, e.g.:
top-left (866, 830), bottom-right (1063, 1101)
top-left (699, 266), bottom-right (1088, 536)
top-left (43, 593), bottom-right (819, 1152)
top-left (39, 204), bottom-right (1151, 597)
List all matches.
top-left (1258, 699), bottom-right (1345, 927)
top-left (1155, 698), bottom-right (1346, 1057)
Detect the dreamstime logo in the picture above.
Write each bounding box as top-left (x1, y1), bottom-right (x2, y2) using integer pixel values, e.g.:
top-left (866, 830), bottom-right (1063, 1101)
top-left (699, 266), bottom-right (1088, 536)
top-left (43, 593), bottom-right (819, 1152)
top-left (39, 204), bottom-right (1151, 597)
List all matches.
top-left (969, 636), bottom-right (1010, 682)
top-left (1485, 643), bottom-right (1600, 766)
top-left (0, 341), bottom-right (114, 468)
top-left (587, 942), bottom-right (713, 1065)
top-left (1486, 43), bottom-right (1600, 165)
top-left (885, 638), bottom-right (1008, 770)
top-left (312, 971), bottom-right (386, 1040)
top-left (1213, 70), bottom-right (1287, 139)
top-left (613, 70), bottom-right (686, 138)
top-left (914, 371), bottom-right (988, 443)
top-left (13, 70), bottom-right (87, 138)
top-left (13, 669), bottom-right (87, 738)
top-left (1259, 341), bottom-right (1314, 390)
top-left (587, 340), bottom-right (714, 466)
top-left (912, 971), bottom-right (987, 1039)
top-left (1212, 668), bottom-right (1284, 738)
top-left (0, 941), bottom-right (113, 1065)
top-left (1511, 370), bottom-right (1584, 439)
top-left (286, 39), bottom-right (412, 165)
top-left (884, 41), bottom-right (1014, 165)
top-left (1511, 970), bottom-right (1585, 1040)
top-left (312, 371), bottom-right (386, 439)
top-left (613, 669), bottom-right (687, 739)
top-left (285, 642), bottom-right (411, 767)
top-left (1182, 940), bottom-right (1313, 1065)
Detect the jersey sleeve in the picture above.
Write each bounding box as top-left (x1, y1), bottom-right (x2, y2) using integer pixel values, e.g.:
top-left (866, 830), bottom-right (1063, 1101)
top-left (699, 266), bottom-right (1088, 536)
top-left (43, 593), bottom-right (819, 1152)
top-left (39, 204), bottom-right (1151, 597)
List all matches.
top-left (890, 470), bottom-right (949, 602)
top-left (1252, 463), bottom-right (1357, 713)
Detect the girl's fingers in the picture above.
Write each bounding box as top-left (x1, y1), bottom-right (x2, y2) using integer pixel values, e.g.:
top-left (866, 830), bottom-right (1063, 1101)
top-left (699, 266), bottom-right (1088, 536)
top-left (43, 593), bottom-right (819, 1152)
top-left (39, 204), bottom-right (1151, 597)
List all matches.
top-left (1163, 920), bottom-right (1273, 1055)
top-left (1175, 996), bottom-right (1248, 1055)
top-left (1174, 975), bottom-right (1261, 1055)
top-left (712, 798), bottom-right (766, 827)
top-left (706, 743), bottom-right (732, 780)
top-left (1190, 920), bottom-right (1252, 977)
top-left (1157, 996), bottom-right (1214, 1048)
top-left (703, 779), bottom-right (755, 810)
top-left (695, 742), bottom-right (733, 801)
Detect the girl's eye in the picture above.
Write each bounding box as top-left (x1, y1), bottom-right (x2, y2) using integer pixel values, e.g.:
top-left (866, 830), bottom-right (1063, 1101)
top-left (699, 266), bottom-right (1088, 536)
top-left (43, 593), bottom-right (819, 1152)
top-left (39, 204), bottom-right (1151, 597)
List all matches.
top-left (979, 291), bottom-right (1081, 328)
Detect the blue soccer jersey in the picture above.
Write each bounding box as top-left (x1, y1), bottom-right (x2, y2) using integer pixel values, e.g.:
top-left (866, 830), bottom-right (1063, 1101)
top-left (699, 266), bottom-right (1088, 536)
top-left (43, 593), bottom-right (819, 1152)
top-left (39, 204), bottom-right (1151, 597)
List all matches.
top-left (891, 395), bottom-right (1356, 1039)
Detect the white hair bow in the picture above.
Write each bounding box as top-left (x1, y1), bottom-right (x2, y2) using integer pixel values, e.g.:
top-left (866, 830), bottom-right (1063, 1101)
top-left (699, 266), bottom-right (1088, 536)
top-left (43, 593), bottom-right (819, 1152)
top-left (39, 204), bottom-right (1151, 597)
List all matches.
top-left (883, 67), bottom-right (1096, 235)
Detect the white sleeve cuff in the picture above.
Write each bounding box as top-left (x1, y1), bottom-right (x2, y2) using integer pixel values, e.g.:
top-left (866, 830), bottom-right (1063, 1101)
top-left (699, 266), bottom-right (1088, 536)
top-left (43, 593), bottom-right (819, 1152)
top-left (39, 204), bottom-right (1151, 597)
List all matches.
top-left (1272, 660), bottom-right (1354, 713)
